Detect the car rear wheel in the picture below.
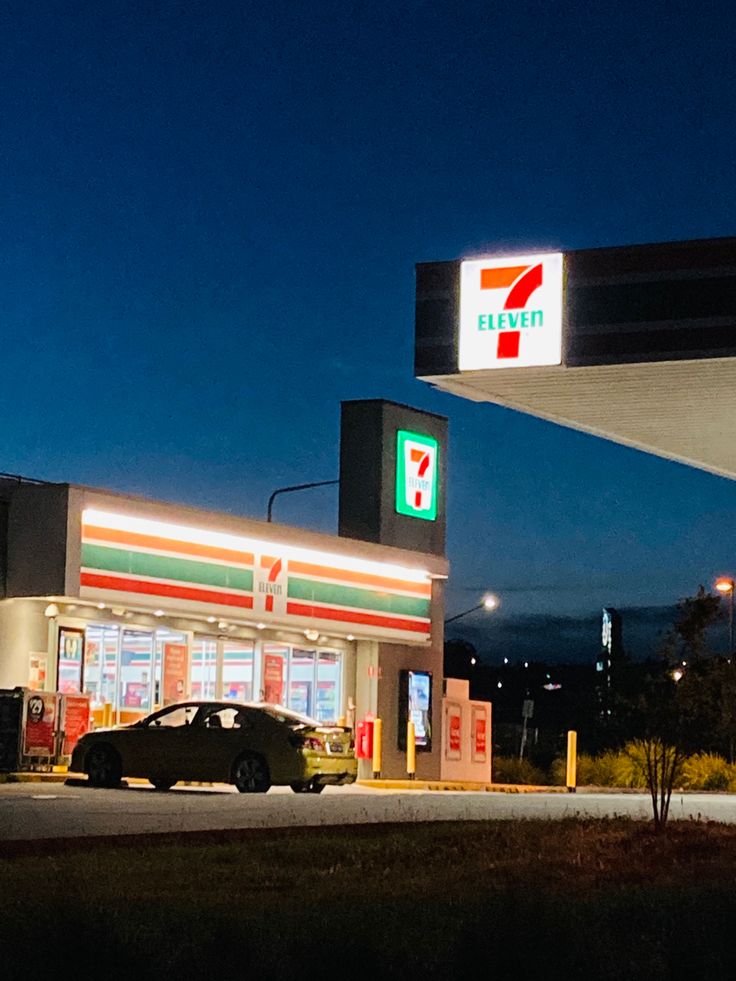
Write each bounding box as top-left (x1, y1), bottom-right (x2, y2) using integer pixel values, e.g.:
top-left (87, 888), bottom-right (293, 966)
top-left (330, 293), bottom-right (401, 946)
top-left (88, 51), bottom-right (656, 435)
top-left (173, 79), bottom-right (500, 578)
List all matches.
top-left (233, 754), bottom-right (271, 793)
top-left (290, 780), bottom-right (325, 794)
top-left (149, 777), bottom-right (176, 791)
top-left (86, 745), bottom-right (122, 788)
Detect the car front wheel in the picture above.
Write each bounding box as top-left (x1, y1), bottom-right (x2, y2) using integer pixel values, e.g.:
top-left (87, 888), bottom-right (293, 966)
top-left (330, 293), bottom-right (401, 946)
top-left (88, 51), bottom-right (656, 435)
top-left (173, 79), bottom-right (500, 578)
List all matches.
top-left (233, 754), bottom-right (271, 793)
top-left (86, 745), bottom-right (122, 788)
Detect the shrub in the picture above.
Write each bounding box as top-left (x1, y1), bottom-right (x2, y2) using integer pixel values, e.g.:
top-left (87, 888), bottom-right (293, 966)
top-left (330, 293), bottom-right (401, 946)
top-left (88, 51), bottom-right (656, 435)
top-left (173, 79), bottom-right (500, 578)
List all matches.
top-left (680, 753), bottom-right (733, 791)
top-left (492, 756), bottom-right (547, 786)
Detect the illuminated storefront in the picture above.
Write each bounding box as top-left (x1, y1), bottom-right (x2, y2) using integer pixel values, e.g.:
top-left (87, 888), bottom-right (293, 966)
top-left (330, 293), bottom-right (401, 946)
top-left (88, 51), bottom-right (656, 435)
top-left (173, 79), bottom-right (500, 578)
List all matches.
top-left (0, 477), bottom-right (448, 777)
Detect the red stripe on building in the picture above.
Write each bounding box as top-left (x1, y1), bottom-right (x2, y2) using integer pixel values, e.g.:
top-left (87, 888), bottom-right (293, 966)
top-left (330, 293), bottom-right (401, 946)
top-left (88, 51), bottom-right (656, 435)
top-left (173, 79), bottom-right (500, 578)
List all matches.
top-left (80, 572), bottom-right (254, 609)
top-left (286, 601), bottom-right (429, 634)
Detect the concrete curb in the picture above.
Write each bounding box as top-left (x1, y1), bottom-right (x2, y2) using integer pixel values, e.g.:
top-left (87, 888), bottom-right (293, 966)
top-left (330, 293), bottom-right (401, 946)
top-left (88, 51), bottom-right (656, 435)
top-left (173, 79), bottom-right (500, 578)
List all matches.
top-left (356, 779), bottom-right (566, 793)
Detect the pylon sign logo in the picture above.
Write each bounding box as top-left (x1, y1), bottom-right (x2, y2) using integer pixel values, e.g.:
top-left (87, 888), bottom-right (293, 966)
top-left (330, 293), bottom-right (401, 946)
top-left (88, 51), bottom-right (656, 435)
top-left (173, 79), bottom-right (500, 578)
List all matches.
top-left (458, 252), bottom-right (563, 370)
top-left (395, 430), bottom-right (439, 521)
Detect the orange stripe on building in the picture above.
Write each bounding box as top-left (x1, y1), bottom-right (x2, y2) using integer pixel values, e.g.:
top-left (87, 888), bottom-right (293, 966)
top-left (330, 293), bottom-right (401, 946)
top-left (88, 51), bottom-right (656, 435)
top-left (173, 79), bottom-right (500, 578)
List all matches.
top-left (286, 601), bottom-right (429, 634)
top-left (82, 525), bottom-right (254, 567)
top-left (80, 571), bottom-right (255, 609)
top-left (480, 265), bottom-right (528, 289)
top-left (287, 560), bottom-right (432, 596)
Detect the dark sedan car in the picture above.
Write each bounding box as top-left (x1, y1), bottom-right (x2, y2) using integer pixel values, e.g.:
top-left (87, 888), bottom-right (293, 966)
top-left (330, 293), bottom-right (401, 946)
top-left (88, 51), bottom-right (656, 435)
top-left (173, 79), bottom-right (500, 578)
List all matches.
top-left (71, 700), bottom-right (357, 794)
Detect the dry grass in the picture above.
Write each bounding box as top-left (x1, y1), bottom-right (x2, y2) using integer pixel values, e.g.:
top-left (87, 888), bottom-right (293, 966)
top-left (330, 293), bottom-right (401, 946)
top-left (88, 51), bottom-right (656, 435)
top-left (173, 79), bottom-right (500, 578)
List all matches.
top-left (3, 819), bottom-right (736, 978)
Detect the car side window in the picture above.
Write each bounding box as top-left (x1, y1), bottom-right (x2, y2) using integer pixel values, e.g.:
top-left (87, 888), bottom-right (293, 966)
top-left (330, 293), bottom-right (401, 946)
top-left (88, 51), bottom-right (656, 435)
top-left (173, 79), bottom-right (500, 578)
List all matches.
top-left (149, 706), bottom-right (197, 728)
top-left (204, 708), bottom-right (244, 729)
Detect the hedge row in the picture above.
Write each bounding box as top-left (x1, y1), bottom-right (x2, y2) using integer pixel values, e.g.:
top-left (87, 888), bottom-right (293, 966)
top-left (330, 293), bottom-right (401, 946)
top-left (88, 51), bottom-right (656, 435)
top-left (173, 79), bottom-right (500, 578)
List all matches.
top-left (493, 746), bottom-right (736, 791)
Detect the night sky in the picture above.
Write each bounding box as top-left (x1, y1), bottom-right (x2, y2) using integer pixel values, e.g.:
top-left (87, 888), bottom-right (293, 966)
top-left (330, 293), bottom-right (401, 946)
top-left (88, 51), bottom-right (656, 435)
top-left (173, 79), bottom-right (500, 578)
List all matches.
top-left (3, 2), bottom-right (736, 663)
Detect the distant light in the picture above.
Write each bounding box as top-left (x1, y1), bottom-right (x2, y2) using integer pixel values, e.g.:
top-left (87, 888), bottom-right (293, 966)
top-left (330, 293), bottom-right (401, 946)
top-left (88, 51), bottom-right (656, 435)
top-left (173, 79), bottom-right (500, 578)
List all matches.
top-left (543, 683), bottom-right (562, 691)
top-left (470, 657), bottom-right (476, 665)
top-left (482, 594), bottom-right (499, 610)
top-left (524, 661), bottom-right (529, 669)
top-left (682, 660), bottom-right (687, 666)
top-left (503, 657), bottom-right (509, 664)
top-left (673, 668), bottom-right (684, 682)
top-left (497, 681), bottom-right (502, 689)
top-left (716, 578), bottom-right (734, 594)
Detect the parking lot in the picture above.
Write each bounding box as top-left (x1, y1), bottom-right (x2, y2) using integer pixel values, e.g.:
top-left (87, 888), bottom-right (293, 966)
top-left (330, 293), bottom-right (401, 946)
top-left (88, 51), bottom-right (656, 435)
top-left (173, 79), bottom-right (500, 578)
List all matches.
top-left (2, 779), bottom-right (736, 843)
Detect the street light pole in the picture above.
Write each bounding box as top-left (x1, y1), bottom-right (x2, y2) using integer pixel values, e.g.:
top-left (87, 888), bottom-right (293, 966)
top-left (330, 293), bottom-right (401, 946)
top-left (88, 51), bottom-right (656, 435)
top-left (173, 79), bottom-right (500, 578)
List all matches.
top-left (715, 577), bottom-right (735, 655)
top-left (444, 594), bottom-right (499, 626)
top-left (266, 480), bottom-right (339, 522)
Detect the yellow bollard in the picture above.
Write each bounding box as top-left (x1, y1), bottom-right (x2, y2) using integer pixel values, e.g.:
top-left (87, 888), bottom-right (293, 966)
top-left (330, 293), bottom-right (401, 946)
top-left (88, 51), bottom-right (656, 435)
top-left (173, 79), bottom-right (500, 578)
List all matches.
top-left (337, 715), bottom-right (346, 727)
top-left (406, 720), bottom-right (416, 779)
top-left (102, 702), bottom-right (112, 728)
top-left (566, 730), bottom-right (577, 793)
top-left (372, 717), bottom-right (382, 778)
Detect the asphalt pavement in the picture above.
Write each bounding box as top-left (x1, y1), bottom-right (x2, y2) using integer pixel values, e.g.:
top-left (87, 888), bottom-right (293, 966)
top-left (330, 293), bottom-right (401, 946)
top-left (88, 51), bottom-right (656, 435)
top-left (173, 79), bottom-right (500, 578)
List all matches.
top-left (1, 781), bottom-right (736, 843)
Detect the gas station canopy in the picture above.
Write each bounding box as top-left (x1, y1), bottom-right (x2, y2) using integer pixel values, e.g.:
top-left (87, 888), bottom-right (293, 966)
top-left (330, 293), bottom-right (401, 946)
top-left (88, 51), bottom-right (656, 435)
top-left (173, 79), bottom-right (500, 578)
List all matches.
top-left (415, 236), bottom-right (736, 479)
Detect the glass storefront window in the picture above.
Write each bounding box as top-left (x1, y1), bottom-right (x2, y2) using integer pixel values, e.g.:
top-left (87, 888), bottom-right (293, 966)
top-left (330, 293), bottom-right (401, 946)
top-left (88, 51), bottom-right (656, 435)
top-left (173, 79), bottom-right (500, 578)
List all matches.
top-left (289, 649), bottom-right (315, 717)
top-left (191, 637), bottom-right (217, 700)
top-left (57, 627), bottom-right (85, 694)
top-left (316, 651), bottom-right (342, 724)
top-left (261, 644), bottom-right (287, 705)
top-left (154, 629), bottom-right (188, 706)
top-left (120, 629), bottom-right (154, 713)
top-left (222, 641), bottom-right (255, 701)
top-left (84, 624), bottom-right (120, 709)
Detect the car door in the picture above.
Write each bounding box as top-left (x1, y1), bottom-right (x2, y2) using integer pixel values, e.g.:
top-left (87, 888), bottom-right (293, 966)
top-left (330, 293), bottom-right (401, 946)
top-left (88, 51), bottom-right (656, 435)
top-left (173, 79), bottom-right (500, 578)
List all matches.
top-left (125, 703), bottom-right (202, 780)
top-left (184, 704), bottom-right (249, 782)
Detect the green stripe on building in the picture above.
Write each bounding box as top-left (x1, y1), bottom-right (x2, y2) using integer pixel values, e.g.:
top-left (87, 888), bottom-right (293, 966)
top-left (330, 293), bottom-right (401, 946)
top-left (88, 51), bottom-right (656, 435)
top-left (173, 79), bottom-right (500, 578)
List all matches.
top-left (287, 577), bottom-right (430, 619)
top-left (81, 543), bottom-right (254, 593)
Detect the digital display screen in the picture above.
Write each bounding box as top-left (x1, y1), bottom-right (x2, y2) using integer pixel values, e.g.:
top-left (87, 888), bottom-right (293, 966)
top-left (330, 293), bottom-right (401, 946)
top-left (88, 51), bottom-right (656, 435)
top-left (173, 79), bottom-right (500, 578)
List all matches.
top-left (398, 669), bottom-right (432, 752)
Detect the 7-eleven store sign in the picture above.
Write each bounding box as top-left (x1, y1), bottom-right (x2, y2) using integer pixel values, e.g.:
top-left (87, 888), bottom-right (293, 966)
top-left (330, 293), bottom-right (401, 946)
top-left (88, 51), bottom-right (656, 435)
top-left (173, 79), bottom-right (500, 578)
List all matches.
top-left (253, 555), bottom-right (288, 617)
top-left (395, 430), bottom-right (439, 521)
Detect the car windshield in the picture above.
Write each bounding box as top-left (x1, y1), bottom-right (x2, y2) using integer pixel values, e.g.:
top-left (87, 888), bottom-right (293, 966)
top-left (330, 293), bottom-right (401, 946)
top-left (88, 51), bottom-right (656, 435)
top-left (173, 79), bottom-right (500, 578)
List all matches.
top-left (251, 703), bottom-right (320, 728)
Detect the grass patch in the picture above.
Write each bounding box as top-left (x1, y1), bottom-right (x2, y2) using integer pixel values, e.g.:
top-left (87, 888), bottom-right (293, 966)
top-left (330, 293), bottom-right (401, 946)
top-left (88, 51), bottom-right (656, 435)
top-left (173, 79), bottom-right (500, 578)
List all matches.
top-left (3, 819), bottom-right (736, 978)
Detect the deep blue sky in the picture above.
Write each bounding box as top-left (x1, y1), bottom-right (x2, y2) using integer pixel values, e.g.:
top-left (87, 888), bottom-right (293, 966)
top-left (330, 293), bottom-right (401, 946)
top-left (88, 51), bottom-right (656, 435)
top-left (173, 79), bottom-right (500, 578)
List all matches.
top-left (3, 2), bottom-right (736, 661)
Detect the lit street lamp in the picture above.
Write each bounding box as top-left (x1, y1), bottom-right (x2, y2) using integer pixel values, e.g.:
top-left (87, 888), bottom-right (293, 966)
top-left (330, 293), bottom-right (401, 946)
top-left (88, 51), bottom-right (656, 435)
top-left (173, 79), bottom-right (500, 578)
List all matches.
top-left (715, 577), bottom-right (734, 654)
top-left (444, 593), bottom-right (499, 626)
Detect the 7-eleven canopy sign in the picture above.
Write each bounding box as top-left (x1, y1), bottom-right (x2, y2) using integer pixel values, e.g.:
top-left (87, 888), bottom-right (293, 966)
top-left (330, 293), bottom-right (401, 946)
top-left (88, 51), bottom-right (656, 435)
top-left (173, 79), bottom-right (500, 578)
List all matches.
top-left (458, 252), bottom-right (563, 370)
top-left (395, 430), bottom-right (439, 521)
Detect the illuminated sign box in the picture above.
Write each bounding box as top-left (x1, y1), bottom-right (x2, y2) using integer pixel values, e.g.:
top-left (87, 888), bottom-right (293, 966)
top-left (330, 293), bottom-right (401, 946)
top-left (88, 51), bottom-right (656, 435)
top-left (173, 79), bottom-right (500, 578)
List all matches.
top-left (395, 430), bottom-right (439, 522)
top-left (459, 252), bottom-right (564, 370)
top-left (79, 509), bottom-right (433, 643)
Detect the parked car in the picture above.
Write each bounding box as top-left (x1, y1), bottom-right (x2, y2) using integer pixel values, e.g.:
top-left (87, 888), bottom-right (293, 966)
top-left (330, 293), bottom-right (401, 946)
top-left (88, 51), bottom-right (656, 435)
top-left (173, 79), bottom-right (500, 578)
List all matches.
top-left (71, 700), bottom-right (357, 794)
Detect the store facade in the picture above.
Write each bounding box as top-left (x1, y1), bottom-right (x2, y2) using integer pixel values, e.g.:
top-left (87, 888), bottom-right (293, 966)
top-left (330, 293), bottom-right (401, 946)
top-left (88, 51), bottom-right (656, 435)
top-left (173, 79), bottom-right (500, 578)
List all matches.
top-left (0, 477), bottom-right (448, 778)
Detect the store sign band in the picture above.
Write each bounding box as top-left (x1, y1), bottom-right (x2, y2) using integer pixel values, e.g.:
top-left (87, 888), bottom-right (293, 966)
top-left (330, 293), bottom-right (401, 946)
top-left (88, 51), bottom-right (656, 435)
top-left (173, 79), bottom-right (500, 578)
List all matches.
top-left (79, 510), bottom-right (433, 643)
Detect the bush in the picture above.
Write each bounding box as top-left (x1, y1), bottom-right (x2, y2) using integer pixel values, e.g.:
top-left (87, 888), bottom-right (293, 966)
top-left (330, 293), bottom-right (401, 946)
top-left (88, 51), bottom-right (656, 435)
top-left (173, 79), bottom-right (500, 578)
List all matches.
top-left (492, 756), bottom-right (547, 786)
top-left (681, 753), bottom-right (734, 791)
top-left (550, 746), bottom-right (736, 791)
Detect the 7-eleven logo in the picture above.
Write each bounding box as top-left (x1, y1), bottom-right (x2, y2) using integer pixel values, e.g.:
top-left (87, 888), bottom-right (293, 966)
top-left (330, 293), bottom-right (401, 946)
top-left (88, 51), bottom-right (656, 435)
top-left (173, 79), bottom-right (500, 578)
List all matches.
top-left (254, 555), bottom-right (287, 616)
top-left (459, 253), bottom-right (563, 371)
top-left (396, 430), bottom-right (439, 521)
